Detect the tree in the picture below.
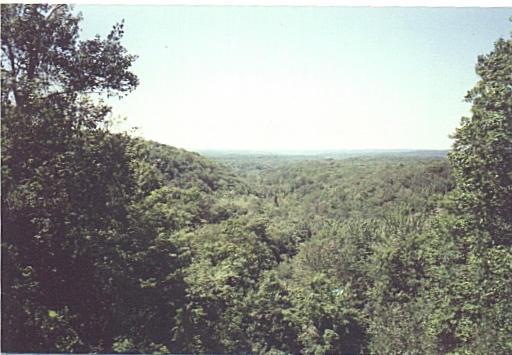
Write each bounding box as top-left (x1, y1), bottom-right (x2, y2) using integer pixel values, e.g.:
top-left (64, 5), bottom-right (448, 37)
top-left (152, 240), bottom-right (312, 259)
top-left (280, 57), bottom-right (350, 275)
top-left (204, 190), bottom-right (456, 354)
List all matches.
top-left (449, 35), bottom-right (512, 244)
top-left (176, 216), bottom-right (276, 353)
top-left (1, 4), bottom-right (138, 352)
top-left (244, 270), bottom-right (301, 355)
top-left (1, 4), bottom-right (137, 110)
top-left (420, 32), bottom-right (512, 354)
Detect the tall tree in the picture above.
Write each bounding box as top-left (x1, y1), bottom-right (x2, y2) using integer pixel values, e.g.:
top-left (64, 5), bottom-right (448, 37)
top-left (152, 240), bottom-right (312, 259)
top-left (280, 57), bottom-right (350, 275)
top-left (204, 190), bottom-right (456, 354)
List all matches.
top-left (449, 35), bottom-right (512, 244)
top-left (1, 4), bottom-right (138, 352)
top-left (421, 32), bottom-right (512, 354)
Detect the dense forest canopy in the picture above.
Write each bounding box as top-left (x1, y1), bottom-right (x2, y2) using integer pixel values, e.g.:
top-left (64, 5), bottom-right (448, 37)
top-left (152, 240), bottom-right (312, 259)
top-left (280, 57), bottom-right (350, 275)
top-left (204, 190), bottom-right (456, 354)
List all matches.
top-left (1, 4), bottom-right (511, 354)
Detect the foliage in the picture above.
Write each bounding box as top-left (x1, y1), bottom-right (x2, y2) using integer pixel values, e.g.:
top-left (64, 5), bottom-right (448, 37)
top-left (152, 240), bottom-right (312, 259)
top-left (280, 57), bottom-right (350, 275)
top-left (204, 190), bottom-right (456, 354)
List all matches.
top-left (130, 138), bottom-right (249, 196)
top-left (244, 270), bottom-right (301, 355)
top-left (449, 36), bottom-right (512, 242)
top-left (176, 216), bottom-right (276, 353)
top-left (1, 4), bottom-right (138, 352)
top-left (2, 5), bottom-right (511, 355)
top-left (416, 33), bottom-right (512, 355)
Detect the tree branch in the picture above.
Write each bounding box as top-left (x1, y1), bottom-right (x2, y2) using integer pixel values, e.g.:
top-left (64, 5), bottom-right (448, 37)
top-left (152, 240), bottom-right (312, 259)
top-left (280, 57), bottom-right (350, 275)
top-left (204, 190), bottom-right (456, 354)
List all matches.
top-left (46, 4), bottom-right (66, 20)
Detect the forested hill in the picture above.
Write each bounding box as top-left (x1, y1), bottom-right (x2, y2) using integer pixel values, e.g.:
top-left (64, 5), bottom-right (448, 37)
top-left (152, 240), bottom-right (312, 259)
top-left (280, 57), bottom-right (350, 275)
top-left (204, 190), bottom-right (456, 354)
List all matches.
top-left (1, 122), bottom-right (458, 354)
top-left (237, 156), bottom-right (453, 226)
top-left (201, 149), bottom-right (449, 173)
top-left (131, 138), bottom-right (249, 194)
top-left (2, 4), bottom-right (511, 355)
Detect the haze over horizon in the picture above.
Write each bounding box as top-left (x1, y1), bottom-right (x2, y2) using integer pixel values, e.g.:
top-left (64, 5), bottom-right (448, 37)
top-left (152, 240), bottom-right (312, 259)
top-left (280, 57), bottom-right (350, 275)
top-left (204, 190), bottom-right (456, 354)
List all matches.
top-left (76, 5), bottom-right (511, 151)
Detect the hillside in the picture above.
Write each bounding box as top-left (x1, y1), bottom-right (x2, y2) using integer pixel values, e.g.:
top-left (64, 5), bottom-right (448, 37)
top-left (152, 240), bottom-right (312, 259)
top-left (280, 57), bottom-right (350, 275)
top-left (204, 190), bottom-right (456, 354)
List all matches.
top-left (201, 149), bottom-right (449, 174)
top-left (2, 5), bottom-right (511, 354)
top-left (131, 138), bottom-right (249, 195)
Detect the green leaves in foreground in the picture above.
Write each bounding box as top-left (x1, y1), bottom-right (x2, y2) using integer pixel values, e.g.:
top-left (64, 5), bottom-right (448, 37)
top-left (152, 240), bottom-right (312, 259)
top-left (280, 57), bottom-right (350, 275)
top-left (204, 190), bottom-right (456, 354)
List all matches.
top-left (2, 4), bottom-right (511, 354)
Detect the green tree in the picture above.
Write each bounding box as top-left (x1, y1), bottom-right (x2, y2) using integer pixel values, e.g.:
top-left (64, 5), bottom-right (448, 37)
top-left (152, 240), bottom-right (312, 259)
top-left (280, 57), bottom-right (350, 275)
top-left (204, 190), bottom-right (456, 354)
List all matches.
top-left (288, 273), bottom-right (364, 355)
top-left (420, 32), bottom-right (512, 354)
top-left (1, 4), bottom-right (138, 352)
top-left (449, 35), bottom-right (512, 244)
top-left (176, 216), bottom-right (276, 353)
top-left (365, 212), bottom-right (430, 354)
top-left (244, 270), bottom-right (301, 355)
top-left (1, 4), bottom-right (137, 111)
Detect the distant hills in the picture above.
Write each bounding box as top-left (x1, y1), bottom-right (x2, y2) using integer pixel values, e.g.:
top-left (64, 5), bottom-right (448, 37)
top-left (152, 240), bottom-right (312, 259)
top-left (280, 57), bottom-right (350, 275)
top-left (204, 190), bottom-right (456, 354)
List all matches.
top-left (199, 149), bottom-right (449, 162)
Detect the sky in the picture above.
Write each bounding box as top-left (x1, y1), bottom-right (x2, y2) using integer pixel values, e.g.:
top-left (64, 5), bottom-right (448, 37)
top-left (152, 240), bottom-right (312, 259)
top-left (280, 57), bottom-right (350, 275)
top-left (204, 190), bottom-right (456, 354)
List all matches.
top-left (74, 4), bottom-right (511, 151)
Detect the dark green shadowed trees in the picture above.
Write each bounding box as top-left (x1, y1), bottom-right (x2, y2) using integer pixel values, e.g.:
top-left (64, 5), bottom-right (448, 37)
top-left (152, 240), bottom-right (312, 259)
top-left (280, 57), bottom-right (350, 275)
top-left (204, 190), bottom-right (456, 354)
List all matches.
top-left (1, 4), bottom-right (138, 352)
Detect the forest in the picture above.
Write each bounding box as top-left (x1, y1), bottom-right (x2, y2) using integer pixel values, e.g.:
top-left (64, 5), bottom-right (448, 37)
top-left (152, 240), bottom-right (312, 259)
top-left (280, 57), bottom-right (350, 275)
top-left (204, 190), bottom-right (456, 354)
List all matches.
top-left (1, 4), bottom-right (511, 355)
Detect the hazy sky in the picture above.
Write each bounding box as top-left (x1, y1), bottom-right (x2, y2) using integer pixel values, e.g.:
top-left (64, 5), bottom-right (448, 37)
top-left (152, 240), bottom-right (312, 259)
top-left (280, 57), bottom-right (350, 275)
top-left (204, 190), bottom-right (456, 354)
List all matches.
top-left (75, 5), bottom-right (511, 150)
